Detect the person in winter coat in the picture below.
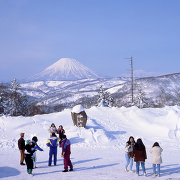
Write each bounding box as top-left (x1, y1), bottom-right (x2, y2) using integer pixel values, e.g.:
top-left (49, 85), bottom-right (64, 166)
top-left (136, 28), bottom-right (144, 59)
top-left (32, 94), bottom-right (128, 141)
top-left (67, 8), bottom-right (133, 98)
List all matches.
top-left (125, 136), bottom-right (135, 172)
top-left (31, 136), bottom-right (44, 168)
top-left (48, 123), bottom-right (57, 137)
top-left (18, 132), bottom-right (25, 165)
top-left (131, 138), bottom-right (147, 176)
top-left (57, 125), bottom-right (65, 140)
top-left (61, 135), bottom-right (73, 172)
top-left (46, 132), bottom-right (60, 166)
top-left (24, 140), bottom-right (36, 176)
top-left (149, 142), bottom-right (163, 177)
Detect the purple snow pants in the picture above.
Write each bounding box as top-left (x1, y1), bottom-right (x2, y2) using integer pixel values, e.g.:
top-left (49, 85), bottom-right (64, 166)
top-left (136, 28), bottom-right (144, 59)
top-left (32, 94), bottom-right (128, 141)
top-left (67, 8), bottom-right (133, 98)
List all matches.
top-left (64, 153), bottom-right (73, 170)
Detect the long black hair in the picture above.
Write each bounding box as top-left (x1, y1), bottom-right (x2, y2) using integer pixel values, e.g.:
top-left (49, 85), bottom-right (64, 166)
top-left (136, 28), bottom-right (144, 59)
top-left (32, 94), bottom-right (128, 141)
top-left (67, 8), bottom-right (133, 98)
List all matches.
top-left (127, 136), bottom-right (135, 145)
top-left (135, 138), bottom-right (145, 150)
top-left (51, 123), bottom-right (56, 127)
top-left (152, 142), bottom-right (160, 147)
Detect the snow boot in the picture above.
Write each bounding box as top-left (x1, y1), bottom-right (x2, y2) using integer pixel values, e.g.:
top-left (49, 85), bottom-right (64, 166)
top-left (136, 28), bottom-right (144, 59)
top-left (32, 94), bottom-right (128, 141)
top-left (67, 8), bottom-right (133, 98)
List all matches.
top-left (62, 170), bottom-right (68, 172)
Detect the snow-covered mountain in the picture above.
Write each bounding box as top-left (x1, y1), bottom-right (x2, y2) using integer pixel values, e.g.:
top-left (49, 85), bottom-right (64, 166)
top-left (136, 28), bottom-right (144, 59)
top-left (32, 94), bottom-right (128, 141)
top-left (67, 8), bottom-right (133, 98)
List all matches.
top-left (26, 58), bottom-right (105, 82)
top-left (21, 72), bottom-right (180, 109)
top-left (20, 77), bottom-right (130, 106)
top-left (121, 70), bottom-right (164, 78)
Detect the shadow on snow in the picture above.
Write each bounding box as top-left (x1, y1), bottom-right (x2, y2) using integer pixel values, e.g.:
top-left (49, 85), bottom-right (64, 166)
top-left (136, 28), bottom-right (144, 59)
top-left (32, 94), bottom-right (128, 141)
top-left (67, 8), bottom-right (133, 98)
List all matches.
top-left (0, 166), bottom-right (20, 178)
top-left (74, 163), bottom-right (120, 171)
top-left (161, 164), bottom-right (180, 177)
top-left (73, 158), bottom-right (102, 165)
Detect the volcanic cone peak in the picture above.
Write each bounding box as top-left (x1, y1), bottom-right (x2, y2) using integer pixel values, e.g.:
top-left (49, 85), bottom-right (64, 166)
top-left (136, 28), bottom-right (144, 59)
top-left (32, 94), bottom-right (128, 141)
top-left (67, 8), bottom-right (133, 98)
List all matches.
top-left (27, 58), bottom-right (103, 81)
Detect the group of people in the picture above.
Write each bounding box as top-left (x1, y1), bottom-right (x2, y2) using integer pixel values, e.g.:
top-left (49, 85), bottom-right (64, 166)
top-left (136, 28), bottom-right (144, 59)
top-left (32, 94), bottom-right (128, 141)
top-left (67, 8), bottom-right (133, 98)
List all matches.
top-left (47, 123), bottom-right (73, 172)
top-left (18, 125), bottom-right (163, 177)
top-left (125, 136), bottom-right (163, 177)
top-left (17, 123), bottom-right (73, 176)
top-left (18, 133), bottom-right (44, 176)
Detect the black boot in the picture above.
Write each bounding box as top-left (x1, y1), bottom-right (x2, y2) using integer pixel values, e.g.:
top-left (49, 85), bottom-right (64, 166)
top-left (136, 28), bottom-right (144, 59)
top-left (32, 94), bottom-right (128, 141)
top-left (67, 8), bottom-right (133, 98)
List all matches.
top-left (62, 170), bottom-right (68, 172)
top-left (69, 168), bottom-right (73, 171)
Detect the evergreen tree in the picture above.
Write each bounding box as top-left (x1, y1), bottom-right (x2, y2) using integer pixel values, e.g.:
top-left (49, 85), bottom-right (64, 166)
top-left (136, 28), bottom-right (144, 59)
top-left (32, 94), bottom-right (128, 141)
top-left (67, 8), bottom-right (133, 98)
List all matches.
top-left (97, 85), bottom-right (108, 107)
top-left (0, 96), bottom-right (4, 115)
top-left (7, 78), bottom-right (28, 116)
top-left (97, 85), bottom-right (114, 107)
top-left (135, 86), bottom-right (146, 109)
top-left (0, 83), bottom-right (9, 115)
top-left (104, 91), bottom-right (114, 107)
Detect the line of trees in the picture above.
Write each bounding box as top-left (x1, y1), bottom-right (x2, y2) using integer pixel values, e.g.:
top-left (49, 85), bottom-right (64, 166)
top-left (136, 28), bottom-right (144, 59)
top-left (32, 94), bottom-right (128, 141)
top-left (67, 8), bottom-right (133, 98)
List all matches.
top-left (0, 79), bottom-right (54, 116)
top-left (1, 79), bottom-right (180, 117)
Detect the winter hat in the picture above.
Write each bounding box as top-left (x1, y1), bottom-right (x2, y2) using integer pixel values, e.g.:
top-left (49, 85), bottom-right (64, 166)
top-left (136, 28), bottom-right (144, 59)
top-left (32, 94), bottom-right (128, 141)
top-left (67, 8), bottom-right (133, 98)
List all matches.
top-left (20, 133), bottom-right (25, 137)
top-left (32, 136), bottom-right (38, 142)
top-left (62, 135), bottom-right (66, 139)
top-left (26, 140), bottom-right (31, 145)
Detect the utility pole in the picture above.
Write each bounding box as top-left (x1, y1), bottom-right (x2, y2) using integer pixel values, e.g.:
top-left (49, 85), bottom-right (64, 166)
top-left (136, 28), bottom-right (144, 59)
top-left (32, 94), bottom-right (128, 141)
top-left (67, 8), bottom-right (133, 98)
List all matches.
top-left (125, 56), bottom-right (134, 105)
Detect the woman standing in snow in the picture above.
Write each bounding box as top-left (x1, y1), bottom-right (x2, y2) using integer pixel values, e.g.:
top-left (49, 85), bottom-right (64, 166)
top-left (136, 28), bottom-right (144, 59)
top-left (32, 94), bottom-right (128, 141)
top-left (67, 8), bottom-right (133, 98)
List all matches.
top-left (57, 125), bottom-right (65, 147)
top-left (125, 136), bottom-right (135, 172)
top-left (57, 125), bottom-right (65, 140)
top-left (48, 123), bottom-right (57, 137)
top-left (149, 142), bottom-right (163, 177)
top-left (131, 138), bottom-right (147, 176)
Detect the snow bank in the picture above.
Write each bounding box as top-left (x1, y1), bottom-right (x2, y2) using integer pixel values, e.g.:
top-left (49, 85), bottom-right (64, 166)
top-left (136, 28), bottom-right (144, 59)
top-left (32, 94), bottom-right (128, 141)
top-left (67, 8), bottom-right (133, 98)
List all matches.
top-left (1, 106), bottom-right (180, 179)
top-left (1, 106), bottom-right (180, 151)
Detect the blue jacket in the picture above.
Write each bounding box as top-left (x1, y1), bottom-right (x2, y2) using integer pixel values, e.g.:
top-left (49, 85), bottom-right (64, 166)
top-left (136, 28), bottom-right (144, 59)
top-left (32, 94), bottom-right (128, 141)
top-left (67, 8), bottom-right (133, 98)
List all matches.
top-left (32, 140), bottom-right (43, 151)
top-left (46, 136), bottom-right (60, 148)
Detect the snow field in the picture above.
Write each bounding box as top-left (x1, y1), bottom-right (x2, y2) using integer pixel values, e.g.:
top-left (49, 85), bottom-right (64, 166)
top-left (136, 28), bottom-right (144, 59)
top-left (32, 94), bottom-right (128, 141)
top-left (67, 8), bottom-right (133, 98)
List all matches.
top-left (0, 106), bottom-right (180, 179)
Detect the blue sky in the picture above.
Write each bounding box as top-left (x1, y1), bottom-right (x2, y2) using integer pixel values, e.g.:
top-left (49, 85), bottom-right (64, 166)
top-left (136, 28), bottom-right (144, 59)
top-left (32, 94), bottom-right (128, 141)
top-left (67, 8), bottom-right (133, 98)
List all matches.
top-left (0, 0), bottom-right (180, 82)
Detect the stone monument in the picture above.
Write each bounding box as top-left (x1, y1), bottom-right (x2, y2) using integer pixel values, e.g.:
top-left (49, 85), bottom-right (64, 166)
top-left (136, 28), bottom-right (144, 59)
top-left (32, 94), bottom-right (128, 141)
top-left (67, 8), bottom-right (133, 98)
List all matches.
top-left (71, 105), bottom-right (87, 128)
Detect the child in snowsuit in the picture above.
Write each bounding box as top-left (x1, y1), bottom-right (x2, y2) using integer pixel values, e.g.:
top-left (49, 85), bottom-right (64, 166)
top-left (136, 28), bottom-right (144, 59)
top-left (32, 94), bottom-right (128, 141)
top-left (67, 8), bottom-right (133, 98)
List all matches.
top-left (18, 132), bottom-right (25, 165)
top-left (61, 135), bottom-right (73, 172)
top-left (125, 136), bottom-right (135, 172)
top-left (46, 132), bottom-right (60, 166)
top-left (131, 138), bottom-right (147, 176)
top-left (149, 142), bottom-right (163, 177)
top-left (31, 136), bottom-right (44, 168)
top-left (25, 140), bottom-right (36, 176)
